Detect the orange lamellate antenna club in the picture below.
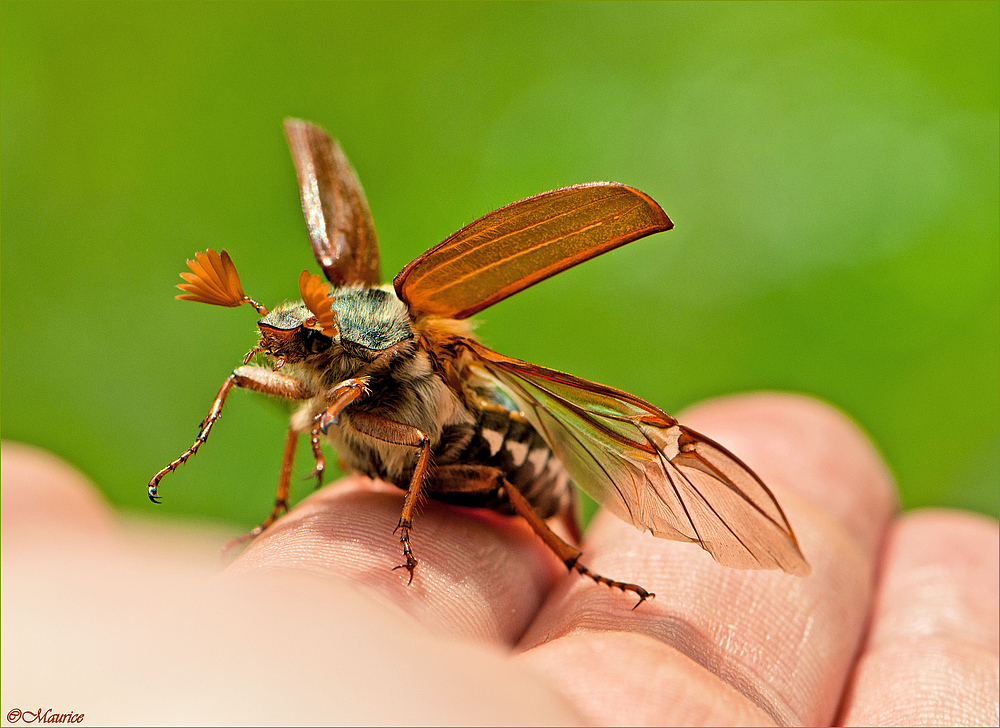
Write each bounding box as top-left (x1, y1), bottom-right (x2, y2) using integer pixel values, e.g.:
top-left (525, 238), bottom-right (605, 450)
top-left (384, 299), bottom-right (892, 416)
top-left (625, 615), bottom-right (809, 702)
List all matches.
top-left (176, 249), bottom-right (269, 315)
top-left (299, 270), bottom-right (338, 336)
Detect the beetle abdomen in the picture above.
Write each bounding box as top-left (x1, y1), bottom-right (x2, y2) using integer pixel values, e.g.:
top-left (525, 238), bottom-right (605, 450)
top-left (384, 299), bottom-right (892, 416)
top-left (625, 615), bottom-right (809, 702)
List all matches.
top-left (427, 405), bottom-right (573, 520)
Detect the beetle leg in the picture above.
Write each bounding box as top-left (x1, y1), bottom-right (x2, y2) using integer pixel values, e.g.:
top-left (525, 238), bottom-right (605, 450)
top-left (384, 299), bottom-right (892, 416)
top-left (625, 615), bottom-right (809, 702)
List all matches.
top-left (148, 366), bottom-right (314, 503)
top-left (306, 377), bottom-right (370, 488)
top-left (502, 478), bottom-right (655, 609)
top-left (420, 465), bottom-right (646, 606)
top-left (346, 411), bottom-right (431, 583)
top-left (424, 463), bottom-right (506, 494)
top-left (308, 428), bottom-right (326, 490)
top-left (224, 426), bottom-right (299, 552)
top-left (317, 377), bottom-right (369, 433)
top-left (230, 375), bottom-right (371, 548)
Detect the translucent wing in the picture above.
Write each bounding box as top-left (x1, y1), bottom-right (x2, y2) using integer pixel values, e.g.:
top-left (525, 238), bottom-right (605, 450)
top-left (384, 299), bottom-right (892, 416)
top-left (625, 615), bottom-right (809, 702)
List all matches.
top-left (465, 340), bottom-right (810, 575)
top-left (394, 183), bottom-right (672, 319)
top-left (284, 118), bottom-right (381, 286)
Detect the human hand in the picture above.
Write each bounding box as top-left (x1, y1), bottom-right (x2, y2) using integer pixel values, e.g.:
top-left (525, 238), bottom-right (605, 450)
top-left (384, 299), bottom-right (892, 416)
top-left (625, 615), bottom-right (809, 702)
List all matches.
top-left (2, 394), bottom-right (997, 725)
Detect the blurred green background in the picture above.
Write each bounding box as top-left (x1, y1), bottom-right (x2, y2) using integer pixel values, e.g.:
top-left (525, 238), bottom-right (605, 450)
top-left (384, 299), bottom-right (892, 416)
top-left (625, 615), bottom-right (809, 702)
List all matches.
top-left (3, 2), bottom-right (997, 532)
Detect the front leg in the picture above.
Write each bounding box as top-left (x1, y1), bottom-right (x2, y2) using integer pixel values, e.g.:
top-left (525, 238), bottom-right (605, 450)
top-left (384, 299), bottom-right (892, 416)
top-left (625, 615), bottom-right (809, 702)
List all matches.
top-left (304, 342), bottom-right (414, 487)
top-left (307, 377), bottom-right (370, 489)
top-left (148, 365), bottom-right (315, 503)
top-left (347, 411), bottom-right (431, 584)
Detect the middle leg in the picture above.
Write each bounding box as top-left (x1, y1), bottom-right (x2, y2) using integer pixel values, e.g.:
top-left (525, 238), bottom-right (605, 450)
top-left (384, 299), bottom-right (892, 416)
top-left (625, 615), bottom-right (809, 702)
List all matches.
top-left (347, 411), bottom-right (431, 583)
top-left (224, 425), bottom-right (300, 552)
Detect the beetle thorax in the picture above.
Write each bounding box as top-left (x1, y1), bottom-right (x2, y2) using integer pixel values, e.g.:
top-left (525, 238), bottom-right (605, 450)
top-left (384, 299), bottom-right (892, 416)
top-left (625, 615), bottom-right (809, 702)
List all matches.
top-left (330, 284), bottom-right (412, 356)
top-left (255, 284), bottom-right (414, 377)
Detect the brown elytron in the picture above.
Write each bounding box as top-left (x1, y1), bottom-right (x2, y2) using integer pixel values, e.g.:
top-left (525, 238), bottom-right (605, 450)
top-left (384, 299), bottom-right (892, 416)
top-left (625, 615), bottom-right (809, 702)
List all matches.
top-left (150, 119), bottom-right (809, 606)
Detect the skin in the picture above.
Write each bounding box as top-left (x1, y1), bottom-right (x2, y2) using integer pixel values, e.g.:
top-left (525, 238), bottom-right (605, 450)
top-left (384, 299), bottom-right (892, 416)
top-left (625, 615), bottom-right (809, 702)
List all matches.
top-left (2, 393), bottom-right (997, 725)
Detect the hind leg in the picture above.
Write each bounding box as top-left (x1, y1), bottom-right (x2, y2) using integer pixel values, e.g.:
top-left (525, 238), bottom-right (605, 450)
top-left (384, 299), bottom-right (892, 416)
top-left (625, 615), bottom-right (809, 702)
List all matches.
top-left (501, 478), bottom-right (654, 608)
top-left (426, 464), bottom-right (653, 607)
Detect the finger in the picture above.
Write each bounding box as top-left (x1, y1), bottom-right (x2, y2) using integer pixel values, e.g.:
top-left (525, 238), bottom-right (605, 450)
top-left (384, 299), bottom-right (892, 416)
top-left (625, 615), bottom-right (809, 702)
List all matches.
top-left (517, 393), bottom-right (898, 726)
top-left (226, 477), bottom-right (567, 646)
top-left (4, 513), bottom-right (582, 725)
top-left (839, 509), bottom-right (999, 726)
top-left (519, 630), bottom-right (776, 726)
top-left (1, 447), bottom-right (580, 723)
top-left (1, 440), bottom-right (116, 549)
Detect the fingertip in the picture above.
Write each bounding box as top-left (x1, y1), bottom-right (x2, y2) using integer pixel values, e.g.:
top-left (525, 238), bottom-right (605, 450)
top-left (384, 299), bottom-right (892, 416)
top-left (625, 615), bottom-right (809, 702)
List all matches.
top-left (839, 508), bottom-right (999, 726)
top-left (1, 441), bottom-right (117, 548)
top-left (872, 508), bottom-right (998, 652)
top-left (892, 508), bottom-right (998, 566)
top-left (227, 477), bottom-right (566, 646)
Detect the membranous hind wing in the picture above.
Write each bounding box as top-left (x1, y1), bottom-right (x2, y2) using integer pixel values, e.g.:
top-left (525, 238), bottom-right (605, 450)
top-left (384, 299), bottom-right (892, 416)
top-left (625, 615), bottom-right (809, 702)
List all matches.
top-left (284, 118), bottom-right (381, 286)
top-left (394, 183), bottom-right (672, 319)
top-left (464, 341), bottom-right (810, 576)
